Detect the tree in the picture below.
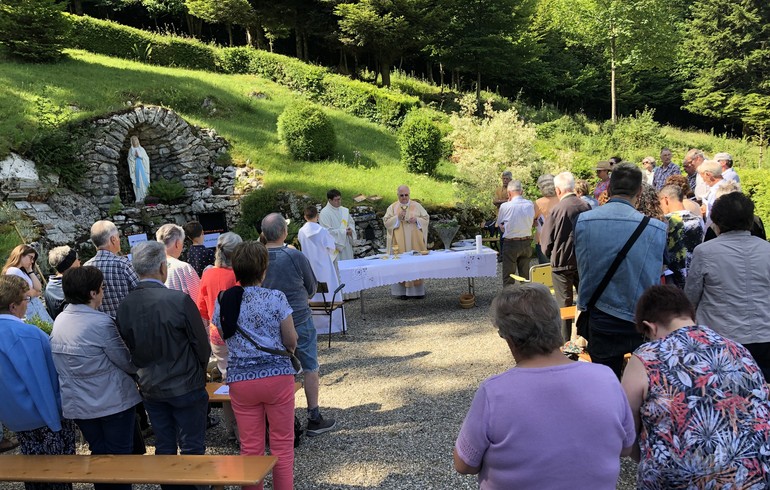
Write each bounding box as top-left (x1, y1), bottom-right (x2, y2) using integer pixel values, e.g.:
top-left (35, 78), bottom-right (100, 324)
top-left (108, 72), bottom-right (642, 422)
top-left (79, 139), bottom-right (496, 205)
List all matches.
top-left (681, 0), bottom-right (770, 140)
top-left (0, 0), bottom-right (70, 62)
top-left (546, 0), bottom-right (679, 123)
top-left (137, 0), bottom-right (186, 28)
top-left (334, 0), bottom-right (416, 87)
top-left (427, 0), bottom-right (536, 108)
top-left (185, 0), bottom-right (256, 45)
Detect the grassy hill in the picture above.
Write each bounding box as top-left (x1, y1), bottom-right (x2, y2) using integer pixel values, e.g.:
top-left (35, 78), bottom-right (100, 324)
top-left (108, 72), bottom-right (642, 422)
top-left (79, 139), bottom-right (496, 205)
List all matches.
top-left (0, 50), bottom-right (458, 209)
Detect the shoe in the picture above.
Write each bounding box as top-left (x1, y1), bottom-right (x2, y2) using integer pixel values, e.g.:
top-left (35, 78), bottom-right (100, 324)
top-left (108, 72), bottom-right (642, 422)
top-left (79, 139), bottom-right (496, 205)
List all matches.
top-left (411, 295), bottom-right (425, 299)
top-left (306, 415), bottom-right (336, 437)
top-left (0, 437), bottom-right (19, 453)
top-left (397, 295), bottom-right (409, 300)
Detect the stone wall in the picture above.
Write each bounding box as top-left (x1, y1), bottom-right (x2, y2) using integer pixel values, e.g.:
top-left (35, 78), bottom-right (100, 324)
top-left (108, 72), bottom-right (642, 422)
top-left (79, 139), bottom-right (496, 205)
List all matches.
top-left (1, 106), bottom-right (262, 252)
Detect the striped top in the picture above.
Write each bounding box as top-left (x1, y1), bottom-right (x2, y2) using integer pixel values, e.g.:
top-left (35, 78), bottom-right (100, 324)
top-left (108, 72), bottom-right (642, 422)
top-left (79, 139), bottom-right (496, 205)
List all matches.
top-left (165, 256), bottom-right (200, 303)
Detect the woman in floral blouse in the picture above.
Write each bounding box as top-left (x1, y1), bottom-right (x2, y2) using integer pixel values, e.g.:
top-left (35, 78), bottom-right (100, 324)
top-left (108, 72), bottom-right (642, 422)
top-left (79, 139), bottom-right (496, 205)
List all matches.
top-left (622, 285), bottom-right (770, 489)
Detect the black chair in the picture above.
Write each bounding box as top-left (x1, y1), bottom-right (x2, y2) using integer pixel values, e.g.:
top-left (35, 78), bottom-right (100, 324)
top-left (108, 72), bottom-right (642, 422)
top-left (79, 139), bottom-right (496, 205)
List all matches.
top-left (309, 282), bottom-right (346, 348)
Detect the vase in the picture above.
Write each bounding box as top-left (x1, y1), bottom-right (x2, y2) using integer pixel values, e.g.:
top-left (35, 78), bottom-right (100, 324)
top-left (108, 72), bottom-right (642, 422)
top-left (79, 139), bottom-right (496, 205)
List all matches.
top-left (435, 225), bottom-right (460, 250)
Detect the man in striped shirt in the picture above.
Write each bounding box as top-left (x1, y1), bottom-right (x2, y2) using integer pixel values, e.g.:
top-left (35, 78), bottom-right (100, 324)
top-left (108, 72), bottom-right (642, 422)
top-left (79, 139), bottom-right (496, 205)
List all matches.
top-left (156, 224), bottom-right (200, 303)
top-left (85, 220), bottom-right (139, 319)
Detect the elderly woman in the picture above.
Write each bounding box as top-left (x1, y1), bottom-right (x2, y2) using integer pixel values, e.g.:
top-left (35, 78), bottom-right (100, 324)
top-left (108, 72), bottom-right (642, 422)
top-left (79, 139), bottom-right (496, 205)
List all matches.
top-left (685, 192), bottom-right (770, 381)
top-left (196, 231), bottom-right (243, 442)
top-left (534, 174), bottom-right (558, 263)
top-left (213, 241), bottom-right (298, 490)
top-left (2, 244), bottom-right (53, 324)
top-left (49, 266), bottom-right (141, 490)
top-left (454, 283), bottom-right (634, 489)
top-left (641, 156), bottom-right (656, 186)
top-left (575, 179), bottom-right (599, 209)
top-left (622, 285), bottom-right (770, 488)
top-left (0, 275), bottom-right (77, 490)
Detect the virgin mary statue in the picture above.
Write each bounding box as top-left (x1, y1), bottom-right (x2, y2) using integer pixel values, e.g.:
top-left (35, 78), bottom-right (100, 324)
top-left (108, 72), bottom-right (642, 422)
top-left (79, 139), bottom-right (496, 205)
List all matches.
top-left (127, 136), bottom-right (150, 202)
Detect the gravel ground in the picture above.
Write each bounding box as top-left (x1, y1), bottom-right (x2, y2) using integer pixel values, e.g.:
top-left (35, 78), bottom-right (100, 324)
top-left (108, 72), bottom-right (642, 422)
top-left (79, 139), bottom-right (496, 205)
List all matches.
top-left (1, 264), bottom-right (638, 489)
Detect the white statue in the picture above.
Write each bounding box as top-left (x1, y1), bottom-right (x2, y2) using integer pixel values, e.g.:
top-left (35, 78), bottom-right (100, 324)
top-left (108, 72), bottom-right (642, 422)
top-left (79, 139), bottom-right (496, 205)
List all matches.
top-left (127, 135), bottom-right (150, 203)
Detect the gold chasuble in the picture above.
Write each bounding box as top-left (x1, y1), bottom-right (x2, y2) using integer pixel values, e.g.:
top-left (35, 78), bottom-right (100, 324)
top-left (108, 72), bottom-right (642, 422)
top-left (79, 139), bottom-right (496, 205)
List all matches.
top-left (383, 200), bottom-right (430, 293)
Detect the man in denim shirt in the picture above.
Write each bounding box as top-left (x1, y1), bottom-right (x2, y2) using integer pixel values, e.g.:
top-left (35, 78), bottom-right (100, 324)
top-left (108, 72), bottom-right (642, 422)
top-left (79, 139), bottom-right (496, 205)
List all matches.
top-left (575, 164), bottom-right (667, 378)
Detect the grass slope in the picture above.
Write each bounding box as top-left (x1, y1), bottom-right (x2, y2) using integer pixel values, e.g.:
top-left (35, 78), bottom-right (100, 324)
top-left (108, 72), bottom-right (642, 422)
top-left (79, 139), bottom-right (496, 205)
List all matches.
top-left (0, 50), bottom-right (457, 209)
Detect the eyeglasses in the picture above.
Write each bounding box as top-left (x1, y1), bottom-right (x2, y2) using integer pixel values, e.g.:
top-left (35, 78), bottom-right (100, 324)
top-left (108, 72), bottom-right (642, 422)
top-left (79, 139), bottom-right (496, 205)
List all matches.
top-left (23, 296), bottom-right (31, 302)
top-left (100, 283), bottom-right (107, 292)
top-left (399, 194), bottom-right (409, 197)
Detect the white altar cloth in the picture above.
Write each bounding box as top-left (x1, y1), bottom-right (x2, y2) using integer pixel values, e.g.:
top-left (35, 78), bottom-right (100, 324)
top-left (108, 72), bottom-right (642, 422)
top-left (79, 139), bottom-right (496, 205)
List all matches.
top-left (338, 248), bottom-right (498, 293)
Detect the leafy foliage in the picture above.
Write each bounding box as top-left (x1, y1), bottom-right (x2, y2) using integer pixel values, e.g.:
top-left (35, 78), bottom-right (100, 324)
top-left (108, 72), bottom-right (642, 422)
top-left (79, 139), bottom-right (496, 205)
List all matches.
top-left (146, 179), bottom-right (187, 203)
top-left (681, 0), bottom-right (770, 136)
top-left (233, 187), bottom-right (280, 239)
top-left (277, 102), bottom-right (336, 161)
top-left (398, 110), bottom-right (442, 175)
top-left (449, 95), bottom-right (537, 211)
top-left (0, 0), bottom-right (70, 62)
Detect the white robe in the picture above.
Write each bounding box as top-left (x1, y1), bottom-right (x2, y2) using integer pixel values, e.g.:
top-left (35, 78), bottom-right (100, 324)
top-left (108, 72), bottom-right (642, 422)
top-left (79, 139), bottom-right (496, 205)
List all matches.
top-left (127, 145), bottom-right (151, 202)
top-left (298, 222), bottom-right (346, 335)
top-left (319, 202), bottom-right (356, 261)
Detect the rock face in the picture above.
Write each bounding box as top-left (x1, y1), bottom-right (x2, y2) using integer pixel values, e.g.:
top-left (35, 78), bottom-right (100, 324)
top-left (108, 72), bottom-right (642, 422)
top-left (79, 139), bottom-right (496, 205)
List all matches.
top-left (1, 106), bottom-right (261, 251)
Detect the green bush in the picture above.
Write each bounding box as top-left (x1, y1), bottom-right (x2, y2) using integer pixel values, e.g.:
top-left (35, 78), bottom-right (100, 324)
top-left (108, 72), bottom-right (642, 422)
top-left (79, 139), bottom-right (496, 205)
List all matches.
top-left (0, 0), bottom-right (70, 63)
top-left (398, 110), bottom-right (443, 175)
top-left (234, 187), bottom-right (280, 239)
top-left (277, 102), bottom-right (336, 161)
top-left (66, 14), bottom-right (219, 71)
top-left (147, 179), bottom-right (186, 203)
top-left (738, 168), bottom-right (770, 232)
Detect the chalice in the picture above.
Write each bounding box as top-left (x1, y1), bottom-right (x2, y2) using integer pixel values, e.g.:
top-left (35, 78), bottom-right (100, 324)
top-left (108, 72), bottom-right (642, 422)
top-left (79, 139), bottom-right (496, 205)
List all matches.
top-left (392, 244), bottom-right (400, 259)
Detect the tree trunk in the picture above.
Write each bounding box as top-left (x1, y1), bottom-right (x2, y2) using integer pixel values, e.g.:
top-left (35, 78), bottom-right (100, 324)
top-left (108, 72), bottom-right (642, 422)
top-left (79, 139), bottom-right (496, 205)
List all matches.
top-left (426, 61), bottom-right (434, 84)
top-left (610, 30), bottom-right (617, 124)
top-left (339, 49), bottom-right (349, 75)
top-left (295, 28), bottom-right (304, 59)
top-left (439, 63), bottom-right (444, 91)
top-left (246, 26), bottom-right (254, 47)
top-left (476, 70), bottom-right (482, 114)
top-left (303, 35), bottom-right (309, 61)
top-left (760, 126), bottom-right (765, 168)
top-left (71, 0), bottom-right (83, 15)
top-left (382, 62), bottom-right (391, 87)
top-left (227, 23), bottom-right (233, 46)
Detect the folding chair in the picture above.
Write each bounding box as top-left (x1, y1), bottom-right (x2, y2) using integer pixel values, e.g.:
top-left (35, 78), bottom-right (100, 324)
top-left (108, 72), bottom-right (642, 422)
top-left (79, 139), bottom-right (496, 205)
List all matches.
top-left (309, 282), bottom-right (346, 348)
top-left (510, 263), bottom-right (554, 293)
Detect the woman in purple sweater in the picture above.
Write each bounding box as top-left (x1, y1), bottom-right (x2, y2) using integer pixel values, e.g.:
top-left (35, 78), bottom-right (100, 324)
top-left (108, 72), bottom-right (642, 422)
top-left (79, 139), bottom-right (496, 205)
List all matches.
top-left (454, 283), bottom-right (635, 489)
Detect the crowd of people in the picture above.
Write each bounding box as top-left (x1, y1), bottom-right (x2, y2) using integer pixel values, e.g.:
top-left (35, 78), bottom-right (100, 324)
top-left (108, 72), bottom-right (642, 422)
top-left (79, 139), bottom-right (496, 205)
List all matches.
top-left (2, 147), bottom-right (770, 489)
top-left (457, 149), bottom-right (770, 488)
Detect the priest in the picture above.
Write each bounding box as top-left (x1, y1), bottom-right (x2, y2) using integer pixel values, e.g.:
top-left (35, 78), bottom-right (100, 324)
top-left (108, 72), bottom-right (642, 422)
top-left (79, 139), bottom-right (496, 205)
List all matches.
top-left (383, 185), bottom-right (430, 299)
top-left (319, 188), bottom-right (359, 299)
top-left (298, 205), bottom-right (346, 335)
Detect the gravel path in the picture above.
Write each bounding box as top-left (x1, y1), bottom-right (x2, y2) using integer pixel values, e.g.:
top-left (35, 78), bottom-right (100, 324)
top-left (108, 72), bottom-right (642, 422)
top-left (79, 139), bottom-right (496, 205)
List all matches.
top-left (1, 265), bottom-right (639, 489)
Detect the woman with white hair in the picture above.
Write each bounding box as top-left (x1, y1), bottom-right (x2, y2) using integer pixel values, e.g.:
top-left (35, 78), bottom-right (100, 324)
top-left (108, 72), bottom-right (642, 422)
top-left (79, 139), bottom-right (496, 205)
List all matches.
top-left (196, 232), bottom-right (243, 442)
top-left (454, 283), bottom-right (635, 488)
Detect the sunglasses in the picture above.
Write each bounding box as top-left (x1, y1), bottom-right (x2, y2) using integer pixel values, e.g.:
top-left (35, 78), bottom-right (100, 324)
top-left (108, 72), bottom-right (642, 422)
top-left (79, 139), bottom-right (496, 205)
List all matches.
top-left (399, 194), bottom-right (410, 197)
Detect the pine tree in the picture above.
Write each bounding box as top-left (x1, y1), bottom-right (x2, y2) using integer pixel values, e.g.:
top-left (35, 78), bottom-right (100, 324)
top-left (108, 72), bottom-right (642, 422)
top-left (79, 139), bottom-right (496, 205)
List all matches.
top-left (681, 0), bottom-right (770, 134)
top-left (0, 0), bottom-right (70, 62)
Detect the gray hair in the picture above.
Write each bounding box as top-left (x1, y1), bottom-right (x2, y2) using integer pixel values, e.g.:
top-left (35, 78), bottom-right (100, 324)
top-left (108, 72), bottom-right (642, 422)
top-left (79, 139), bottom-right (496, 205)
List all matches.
top-left (48, 246), bottom-right (73, 270)
top-left (131, 240), bottom-right (167, 277)
top-left (553, 172), bottom-right (575, 192)
top-left (507, 180), bottom-right (523, 193)
top-left (155, 223), bottom-right (185, 247)
top-left (215, 232), bottom-right (243, 267)
top-left (501, 170), bottom-right (513, 179)
top-left (492, 283), bottom-right (564, 359)
top-left (536, 174), bottom-right (556, 197)
top-left (261, 213), bottom-right (287, 242)
top-left (90, 220), bottom-right (118, 248)
top-left (698, 159), bottom-right (722, 177)
top-left (715, 181), bottom-right (741, 199)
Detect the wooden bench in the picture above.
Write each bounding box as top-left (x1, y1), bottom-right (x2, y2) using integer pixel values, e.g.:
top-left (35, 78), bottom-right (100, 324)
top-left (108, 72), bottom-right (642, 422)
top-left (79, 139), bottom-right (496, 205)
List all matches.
top-left (560, 305), bottom-right (577, 320)
top-left (0, 454), bottom-right (276, 490)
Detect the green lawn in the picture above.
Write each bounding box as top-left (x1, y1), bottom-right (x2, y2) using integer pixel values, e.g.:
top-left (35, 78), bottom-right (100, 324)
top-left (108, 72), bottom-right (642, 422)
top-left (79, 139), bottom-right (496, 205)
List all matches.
top-left (0, 50), bottom-right (458, 210)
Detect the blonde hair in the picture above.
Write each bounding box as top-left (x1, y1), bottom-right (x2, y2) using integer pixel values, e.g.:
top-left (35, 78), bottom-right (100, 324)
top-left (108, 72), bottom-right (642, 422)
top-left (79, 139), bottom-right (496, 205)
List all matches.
top-left (2, 244), bottom-right (37, 275)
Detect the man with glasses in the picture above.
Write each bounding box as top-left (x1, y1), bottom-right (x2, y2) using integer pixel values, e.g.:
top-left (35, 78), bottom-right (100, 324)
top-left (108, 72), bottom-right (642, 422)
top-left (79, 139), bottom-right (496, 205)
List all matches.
top-left (383, 185), bottom-right (430, 299)
top-left (682, 149), bottom-right (709, 202)
top-left (652, 148), bottom-right (681, 191)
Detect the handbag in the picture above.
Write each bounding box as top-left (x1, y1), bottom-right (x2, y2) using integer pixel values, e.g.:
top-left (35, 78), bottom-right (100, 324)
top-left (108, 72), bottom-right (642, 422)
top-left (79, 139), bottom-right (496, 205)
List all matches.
top-left (218, 287), bottom-right (303, 374)
top-left (576, 216), bottom-right (650, 339)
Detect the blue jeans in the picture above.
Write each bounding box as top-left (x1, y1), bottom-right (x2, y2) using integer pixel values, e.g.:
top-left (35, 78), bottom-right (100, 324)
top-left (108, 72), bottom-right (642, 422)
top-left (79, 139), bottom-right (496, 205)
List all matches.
top-left (294, 316), bottom-right (319, 372)
top-left (76, 406), bottom-right (136, 490)
top-left (143, 388), bottom-right (208, 490)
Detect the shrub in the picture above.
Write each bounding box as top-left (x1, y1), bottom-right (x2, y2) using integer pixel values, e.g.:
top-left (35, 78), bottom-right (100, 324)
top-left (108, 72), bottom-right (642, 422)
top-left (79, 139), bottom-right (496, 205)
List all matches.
top-left (0, 0), bottom-right (70, 63)
top-left (233, 187), bottom-right (280, 239)
top-left (738, 168), bottom-right (770, 231)
top-left (66, 14), bottom-right (219, 71)
top-left (146, 179), bottom-right (186, 203)
top-left (398, 110), bottom-right (443, 175)
top-left (277, 103), bottom-right (336, 161)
